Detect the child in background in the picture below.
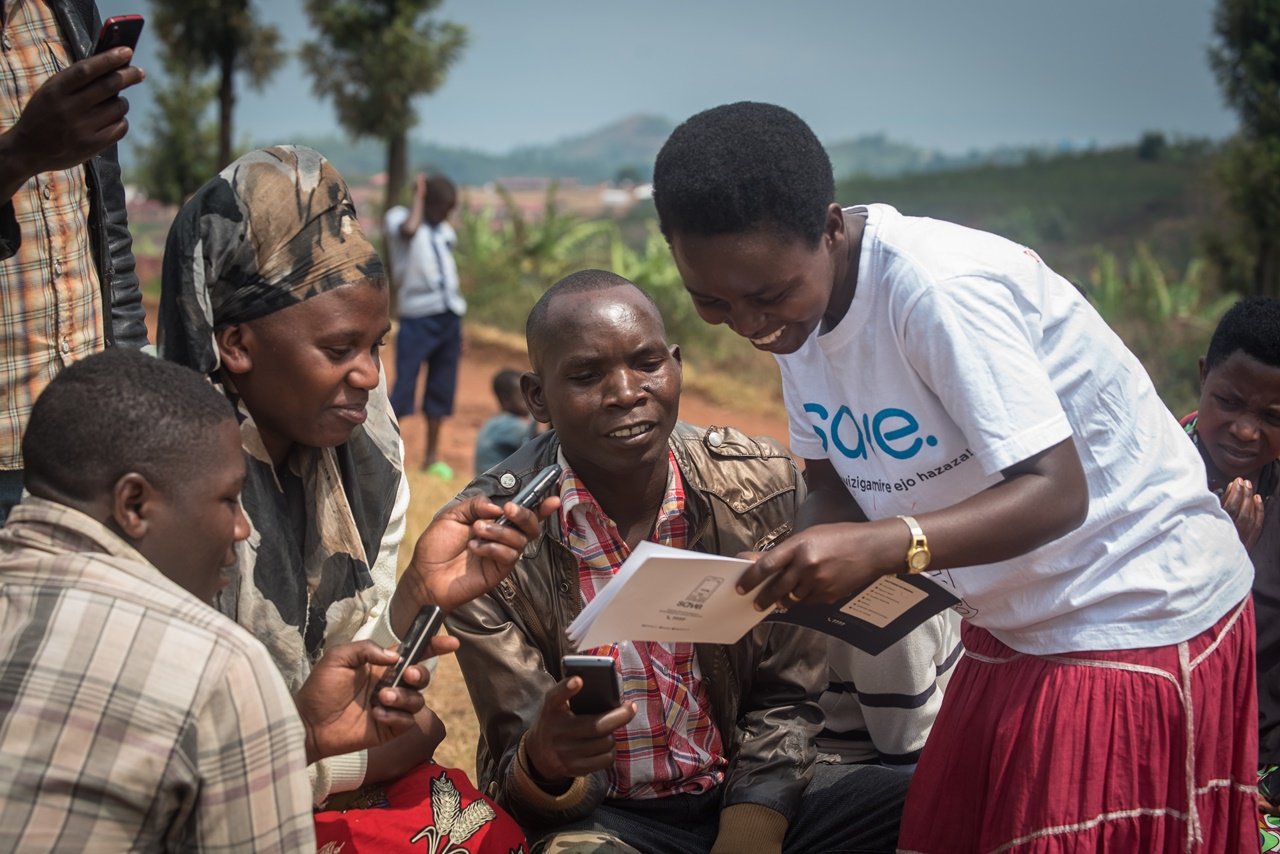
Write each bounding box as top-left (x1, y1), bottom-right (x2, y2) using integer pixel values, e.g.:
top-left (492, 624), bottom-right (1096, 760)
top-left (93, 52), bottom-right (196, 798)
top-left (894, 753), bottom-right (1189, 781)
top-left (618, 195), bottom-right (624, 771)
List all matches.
top-left (652, 101), bottom-right (1256, 853)
top-left (1180, 296), bottom-right (1280, 844)
top-left (385, 172), bottom-right (465, 479)
top-left (473, 368), bottom-right (537, 475)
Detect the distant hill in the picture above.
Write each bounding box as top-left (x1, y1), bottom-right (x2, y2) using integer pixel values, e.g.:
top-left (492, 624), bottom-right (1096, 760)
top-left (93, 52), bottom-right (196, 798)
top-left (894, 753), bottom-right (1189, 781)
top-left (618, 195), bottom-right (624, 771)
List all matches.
top-left (836, 139), bottom-right (1221, 280)
top-left (279, 113), bottom-right (1033, 187)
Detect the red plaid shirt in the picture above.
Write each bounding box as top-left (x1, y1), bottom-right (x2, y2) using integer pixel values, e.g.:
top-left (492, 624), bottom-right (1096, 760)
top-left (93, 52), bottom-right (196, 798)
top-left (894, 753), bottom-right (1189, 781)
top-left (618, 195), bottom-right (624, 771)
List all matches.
top-left (559, 450), bottom-right (726, 799)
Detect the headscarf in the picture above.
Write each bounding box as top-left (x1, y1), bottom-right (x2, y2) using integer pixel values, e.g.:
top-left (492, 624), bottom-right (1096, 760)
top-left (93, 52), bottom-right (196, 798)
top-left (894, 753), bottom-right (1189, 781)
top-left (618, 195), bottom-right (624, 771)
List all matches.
top-left (158, 146), bottom-right (404, 692)
top-left (158, 145), bottom-right (386, 373)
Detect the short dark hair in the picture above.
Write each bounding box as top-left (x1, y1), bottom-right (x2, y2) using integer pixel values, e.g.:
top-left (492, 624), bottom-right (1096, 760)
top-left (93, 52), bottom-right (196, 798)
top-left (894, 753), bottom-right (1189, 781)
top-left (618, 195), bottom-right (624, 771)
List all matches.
top-left (1205, 296), bottom-right (1280, 371)
top-left (24, 349), bottom-right (236, 503)
top-left (492, 368), bottom-right (522, 401)
top-left (525, 270), bottom-right (662, 371)
top-left (653, 101), bottom-right (834, 247)
top-left (426, 174), bottom-right (456, 204)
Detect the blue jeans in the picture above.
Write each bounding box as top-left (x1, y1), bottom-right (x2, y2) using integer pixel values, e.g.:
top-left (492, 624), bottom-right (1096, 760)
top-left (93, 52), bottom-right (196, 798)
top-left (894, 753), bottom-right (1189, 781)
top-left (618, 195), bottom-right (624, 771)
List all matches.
top-left (531, 762), bottom-right (909, 853)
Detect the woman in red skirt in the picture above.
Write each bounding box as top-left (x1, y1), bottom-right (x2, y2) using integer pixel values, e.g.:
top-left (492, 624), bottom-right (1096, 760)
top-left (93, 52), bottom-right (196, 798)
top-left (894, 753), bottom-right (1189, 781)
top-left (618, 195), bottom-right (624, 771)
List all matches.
top-left (652, 101), bottom-right (1258, 853)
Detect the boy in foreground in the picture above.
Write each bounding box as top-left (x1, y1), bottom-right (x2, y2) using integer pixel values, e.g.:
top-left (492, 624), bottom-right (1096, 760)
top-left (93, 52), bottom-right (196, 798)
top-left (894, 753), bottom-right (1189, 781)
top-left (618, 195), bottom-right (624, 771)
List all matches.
top-left (0, 349), bottom-right (543, 849)
top-left (447, 271), bottom-right (930, 853)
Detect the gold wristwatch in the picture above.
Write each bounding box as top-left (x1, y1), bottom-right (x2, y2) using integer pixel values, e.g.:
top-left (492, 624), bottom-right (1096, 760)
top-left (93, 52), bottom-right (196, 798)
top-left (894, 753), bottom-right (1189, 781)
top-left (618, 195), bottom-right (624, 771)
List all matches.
top-left (897, 515), bottom-right (931, 573)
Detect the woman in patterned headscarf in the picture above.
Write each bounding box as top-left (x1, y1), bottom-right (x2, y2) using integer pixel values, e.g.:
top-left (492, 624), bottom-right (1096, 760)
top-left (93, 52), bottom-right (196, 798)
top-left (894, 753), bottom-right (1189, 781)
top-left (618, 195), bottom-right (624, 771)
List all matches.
top-left (157, 147), bottom-right (532, 852)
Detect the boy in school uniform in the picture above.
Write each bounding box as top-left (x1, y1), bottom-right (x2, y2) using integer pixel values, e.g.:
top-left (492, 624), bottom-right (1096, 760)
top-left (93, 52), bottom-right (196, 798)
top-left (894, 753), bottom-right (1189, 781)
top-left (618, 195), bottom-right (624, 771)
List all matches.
top-left (385, 172), bottom-right (465, 478)
top-left (652, 101), bottom-right (1257, 853)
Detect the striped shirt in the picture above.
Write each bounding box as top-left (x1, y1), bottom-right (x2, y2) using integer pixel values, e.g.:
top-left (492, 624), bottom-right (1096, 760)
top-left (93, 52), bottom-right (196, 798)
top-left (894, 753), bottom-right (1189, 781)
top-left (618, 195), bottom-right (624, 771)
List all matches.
top-left (816, 611), bottom-right (962, 770)
top-left (0, 0), bottom-right (103, 470)
top-left (560, 450), bottom-right (726, 800)
top-left (0, 498), bottom-right (315, 851)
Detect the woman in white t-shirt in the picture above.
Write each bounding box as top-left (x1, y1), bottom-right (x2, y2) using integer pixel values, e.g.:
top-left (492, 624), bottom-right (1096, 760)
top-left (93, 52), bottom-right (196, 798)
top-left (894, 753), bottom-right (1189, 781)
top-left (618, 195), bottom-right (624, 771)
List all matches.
top-left (652, 102), bottom-right (1257, 853)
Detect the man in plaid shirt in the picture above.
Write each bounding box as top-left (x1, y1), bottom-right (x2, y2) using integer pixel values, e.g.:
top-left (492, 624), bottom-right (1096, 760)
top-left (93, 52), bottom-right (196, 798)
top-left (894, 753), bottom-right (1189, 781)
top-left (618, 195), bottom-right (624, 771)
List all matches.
top-left (0, 0), bottom-right (149, 520)
top-left (449, 271), bottom-right (910, 853)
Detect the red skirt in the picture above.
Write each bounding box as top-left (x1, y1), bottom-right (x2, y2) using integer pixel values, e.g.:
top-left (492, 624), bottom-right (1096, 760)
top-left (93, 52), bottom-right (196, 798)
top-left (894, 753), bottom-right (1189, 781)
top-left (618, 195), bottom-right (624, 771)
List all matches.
top-left (899, 599), bottom-right (1259, 854)
top-left (314, 762), bottom-right (527, 853)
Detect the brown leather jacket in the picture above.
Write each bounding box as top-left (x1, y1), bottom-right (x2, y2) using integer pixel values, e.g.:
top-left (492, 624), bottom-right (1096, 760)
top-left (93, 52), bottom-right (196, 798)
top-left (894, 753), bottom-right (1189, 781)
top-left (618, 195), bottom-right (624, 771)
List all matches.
top-left (445, 421), bottom-right (826, 832)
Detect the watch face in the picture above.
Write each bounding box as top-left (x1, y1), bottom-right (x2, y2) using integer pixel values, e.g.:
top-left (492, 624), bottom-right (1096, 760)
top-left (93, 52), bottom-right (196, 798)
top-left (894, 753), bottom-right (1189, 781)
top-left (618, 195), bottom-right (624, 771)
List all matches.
top-left (909, 551), bottom-right (930, 571)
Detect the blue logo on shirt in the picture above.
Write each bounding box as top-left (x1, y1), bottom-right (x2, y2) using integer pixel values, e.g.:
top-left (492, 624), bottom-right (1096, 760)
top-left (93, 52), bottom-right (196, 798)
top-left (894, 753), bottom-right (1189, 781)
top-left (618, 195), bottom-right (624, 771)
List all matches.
top-left (803, 403), bottom-right (938, 460)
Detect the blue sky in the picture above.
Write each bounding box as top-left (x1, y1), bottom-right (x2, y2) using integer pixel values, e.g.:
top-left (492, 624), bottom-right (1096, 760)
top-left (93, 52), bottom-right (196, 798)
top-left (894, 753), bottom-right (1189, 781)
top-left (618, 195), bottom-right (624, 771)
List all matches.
top-left (100, 0), bottom-right (1237, 163)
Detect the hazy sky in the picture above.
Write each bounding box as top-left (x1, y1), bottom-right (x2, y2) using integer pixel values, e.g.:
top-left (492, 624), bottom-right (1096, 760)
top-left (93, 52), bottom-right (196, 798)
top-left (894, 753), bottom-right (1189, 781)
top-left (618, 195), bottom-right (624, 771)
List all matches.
top-left (99, 0), bottom-right (1237, 163)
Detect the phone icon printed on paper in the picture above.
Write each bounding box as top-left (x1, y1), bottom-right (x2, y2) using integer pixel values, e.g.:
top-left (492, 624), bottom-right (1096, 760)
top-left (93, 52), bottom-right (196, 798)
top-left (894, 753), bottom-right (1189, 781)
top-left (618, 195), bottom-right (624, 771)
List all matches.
top-left (685, 575), bottom-right (723, 604)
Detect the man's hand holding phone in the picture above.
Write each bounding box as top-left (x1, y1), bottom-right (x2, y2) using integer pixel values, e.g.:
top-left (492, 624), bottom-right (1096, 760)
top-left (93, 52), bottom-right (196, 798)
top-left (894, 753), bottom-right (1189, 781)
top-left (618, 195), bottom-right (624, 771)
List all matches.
top-left (393, 464), bottom-right (562, 631)
top-left (294, 639), bottom-right (436, 764)
top-left (523, 656), bottom-right (634, 790)
top-left (0, 16), bottom-right (145, 202)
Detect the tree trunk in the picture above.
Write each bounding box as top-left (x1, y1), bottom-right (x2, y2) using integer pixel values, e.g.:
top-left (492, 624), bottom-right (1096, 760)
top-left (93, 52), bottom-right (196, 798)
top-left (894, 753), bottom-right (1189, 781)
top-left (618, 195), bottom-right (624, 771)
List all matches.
top-left (382, 133), bottom-right (408, 310)
top-left (385, 132), bottom-right (407, 215)
top-left (217, 49), bottom-right (235, 170)
top-left (1256, 234), bottom-right (1280, 298)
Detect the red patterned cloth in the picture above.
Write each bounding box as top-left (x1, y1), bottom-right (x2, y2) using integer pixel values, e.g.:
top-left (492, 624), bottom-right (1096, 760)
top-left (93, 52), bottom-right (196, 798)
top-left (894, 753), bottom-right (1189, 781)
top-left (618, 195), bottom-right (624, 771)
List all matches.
top-left (314, 763), bottom-right (527, 853)
top-left (559, 450), bottom-right (726, 799)
top-left (899, 598), bottom-right (1260, 853)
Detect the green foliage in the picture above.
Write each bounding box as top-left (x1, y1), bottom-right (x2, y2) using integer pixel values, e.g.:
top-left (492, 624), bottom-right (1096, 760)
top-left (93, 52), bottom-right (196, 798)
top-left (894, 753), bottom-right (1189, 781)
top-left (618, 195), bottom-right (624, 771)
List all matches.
top-left (456, 184), bottom-right (614, 331)
top-left (1083, 245), bottom-right (1237, 413)
top-left (1137, 131), bottom-right (1168, 162)
top-left (1207, 0), bottom-right (1280, 297)
top-left (134, 70), bottom-right (220, 205)
top-left (149, 0), bottom-right (283, 87)
top-left (456, 190), bottom-right (767, 387)
top-left (301, 0), bottom-right (466, 207)
top-left (301, 1), bottom-right (466, 141)
top-left (149, 0), bottom-right (284, 167)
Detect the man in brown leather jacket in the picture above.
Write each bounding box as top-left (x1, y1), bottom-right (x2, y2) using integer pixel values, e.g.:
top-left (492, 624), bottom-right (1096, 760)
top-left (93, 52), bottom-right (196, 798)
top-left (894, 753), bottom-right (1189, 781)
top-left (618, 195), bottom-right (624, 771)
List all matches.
top-left (447, 270), bottom-right (908, 853)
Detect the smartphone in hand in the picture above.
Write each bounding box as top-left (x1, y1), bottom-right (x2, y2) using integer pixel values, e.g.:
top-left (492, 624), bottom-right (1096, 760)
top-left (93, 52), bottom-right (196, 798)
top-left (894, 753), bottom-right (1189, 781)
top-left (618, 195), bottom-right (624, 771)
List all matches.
top-left (93, 14), bottom-right (144, 56)
top-left (384, 605), bottom-right (445, 690)
top-left (493, 463), bottom-right (561, 528)
top-left (562, 654), bottom-right (622, 715)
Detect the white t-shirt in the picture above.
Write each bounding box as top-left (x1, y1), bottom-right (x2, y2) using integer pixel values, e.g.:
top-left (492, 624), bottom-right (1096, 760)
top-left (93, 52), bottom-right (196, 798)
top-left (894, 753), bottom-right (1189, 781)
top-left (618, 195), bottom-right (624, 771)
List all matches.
top-left (383, 206), bottom-right (465, 319)
top-left (777, 204), bottom-right (1252, 655)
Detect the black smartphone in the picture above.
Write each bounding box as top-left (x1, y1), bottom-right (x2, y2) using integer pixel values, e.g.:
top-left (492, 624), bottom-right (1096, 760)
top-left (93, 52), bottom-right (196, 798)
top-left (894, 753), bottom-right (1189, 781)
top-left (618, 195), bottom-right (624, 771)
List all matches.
top-left (493, 463), bottom-right (561, 528)
top-left (93, 14), bottom-right (144, 55)
top-left (385, 604), bottom-right (445, 690)
top-left (562, 654), bottom-right (621, 715)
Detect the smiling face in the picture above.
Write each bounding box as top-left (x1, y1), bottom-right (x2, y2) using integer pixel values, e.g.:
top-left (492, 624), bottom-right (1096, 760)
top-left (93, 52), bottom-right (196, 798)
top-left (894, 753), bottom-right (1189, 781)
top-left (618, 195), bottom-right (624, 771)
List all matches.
top-left (524, 286), bottom-right (682, 484)
top-left (217, 280), bottom-right (391, 465)
top-left (1196, 350), bottom-right (1280, 483)
top-left (669, 212), bottom-right (848, 356)
top-left (136, 420), bottom-right (250, 603)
